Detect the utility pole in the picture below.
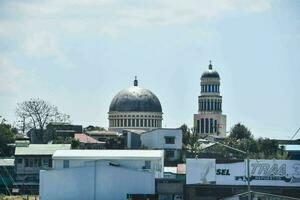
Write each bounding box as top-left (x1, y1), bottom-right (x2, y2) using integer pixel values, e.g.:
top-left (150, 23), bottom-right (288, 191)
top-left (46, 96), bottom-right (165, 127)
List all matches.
top-left (247, 151), bottom-right (251, 200)
top-left (198, 139), bottom-right (252, 200)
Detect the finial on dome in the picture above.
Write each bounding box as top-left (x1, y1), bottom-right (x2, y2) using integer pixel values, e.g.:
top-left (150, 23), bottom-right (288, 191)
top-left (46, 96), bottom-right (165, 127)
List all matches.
top-left (209, 60), bottom-right (213, 70)
top-left (134, 76), bottom-right (138, 86)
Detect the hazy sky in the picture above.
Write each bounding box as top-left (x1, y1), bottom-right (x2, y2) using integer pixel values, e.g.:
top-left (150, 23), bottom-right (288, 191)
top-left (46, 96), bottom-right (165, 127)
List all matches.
top-left (0, 0), bottom-right (299, 139)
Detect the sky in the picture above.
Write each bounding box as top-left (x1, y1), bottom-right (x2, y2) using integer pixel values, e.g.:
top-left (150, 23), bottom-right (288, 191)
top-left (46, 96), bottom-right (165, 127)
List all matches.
top-left (0, 0), bottom-right (299, 139)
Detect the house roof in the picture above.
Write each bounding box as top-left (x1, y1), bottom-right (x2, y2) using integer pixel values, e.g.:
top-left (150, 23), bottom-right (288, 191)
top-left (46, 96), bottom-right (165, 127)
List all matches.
top-left (53, 150), bottom-right (164, 160)
top-left (74, 133), bottom-right (105, 144)
top-left (123, 129), bottom-right (148, 134)
top-left (15, 144), bottom-right (71, 156)
top-left (140, 128), bottom-right (182, 135)
top-left (177, 164), bottom-right (186, 174)
top-left (86, 130), bottom-right (119, 136)
top-left (0, 159), bottom-right (14, 166)
top-left (280, 144), bottom-right (300, 151)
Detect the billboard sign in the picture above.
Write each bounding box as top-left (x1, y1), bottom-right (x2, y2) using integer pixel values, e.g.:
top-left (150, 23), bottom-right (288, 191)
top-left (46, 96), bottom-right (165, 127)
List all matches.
top-left (186, 159), bottom-right (300, 187)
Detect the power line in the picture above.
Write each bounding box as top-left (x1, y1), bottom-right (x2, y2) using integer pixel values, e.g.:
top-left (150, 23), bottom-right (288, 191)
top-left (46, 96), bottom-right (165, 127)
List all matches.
top-left (289, 127), bottom-right (300, 140)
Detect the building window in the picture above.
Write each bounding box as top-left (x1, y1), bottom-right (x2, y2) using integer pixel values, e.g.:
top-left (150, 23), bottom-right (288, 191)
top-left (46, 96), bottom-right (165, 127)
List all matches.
top-left (140, 119), bottom-right (143, 127)
top-left (48, 159), bottom-right (52, 167)
top-left (136, 119), bottom-right (139, 127)
top-left (25, 159), bottom-right (29, 167)
top-left (210, 118), bottom-right (214, 133)
top-left (205, 118), bottom-right (209, 133)
top-left (144, 119), bottom-right (147, 127)
top-left (144, 161), bottom-right (151, 169)
top-left (124, 119), bottom-right (127, 127)
top-left (63, 160), bottom-right (69, 168)
top-left (43, 159), bottom-right (49, 167)
top-left (197, 120), bottom-right (200, 133)
top-left (165, 136), bottom-right (175, 144)
top-left (214, 120), bottom-right (217, 133)
top-left (201, 118), bottom-right (204, 133)
top-left (121, 119), bottom-right (123, 127)
top-left (128, 119), bottom-right (131, 127)
top-left (132, 119), bottom-right (135, 127)
top-left (165, 150), bottom-right (175, 158)
top-left (17, 158), bottom-right (22, 164)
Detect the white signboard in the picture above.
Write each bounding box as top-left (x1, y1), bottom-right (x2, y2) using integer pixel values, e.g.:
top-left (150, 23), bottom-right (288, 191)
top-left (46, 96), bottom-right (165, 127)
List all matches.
top-left (186, 159), bottom-right (300, 187)
top-left (186, 159), bottom-right (216, 184)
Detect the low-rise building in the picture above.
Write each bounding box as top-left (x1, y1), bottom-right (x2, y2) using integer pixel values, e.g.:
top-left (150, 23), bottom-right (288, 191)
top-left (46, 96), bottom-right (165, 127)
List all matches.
top-left (140, 128), bottom-right (182, 163)
top-left (279, 144), bottom-right (300, 160)
top-left (14, 141), bottom-right (70, 194)
top-left (74, 133), bottom-right (105, 149)
top-left (0, 158), bottom-right (14, 194)
top-left (123, 128), bottom-right (182, 164)
top-left (52, 149), bottom-right (164, 178)
top-left (40, 150), bottom-right (164, 200)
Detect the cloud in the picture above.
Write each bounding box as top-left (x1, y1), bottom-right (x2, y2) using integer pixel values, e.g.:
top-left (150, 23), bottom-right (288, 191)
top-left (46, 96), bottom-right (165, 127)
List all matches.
top-left (0, 0), bottom-right (272, 37)
top-left (22, 31), bottom-right (75, 68)
top-left (0, 56), bottom-right (24, 92)
top-left (23, 31), bottom-right (57, 57)
top-left (0, 0), bottom-right (272, 63)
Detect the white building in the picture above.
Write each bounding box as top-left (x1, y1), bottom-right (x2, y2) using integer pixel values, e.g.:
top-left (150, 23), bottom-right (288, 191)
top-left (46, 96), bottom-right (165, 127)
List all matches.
top-left (194, 61), bottom-right (227, 137)
top-left (40, 150), bottom-right (164, 200)
top-left (51, 149), bottom-right (164, 178)
top-left (140, 128), bottom-right (182, 162)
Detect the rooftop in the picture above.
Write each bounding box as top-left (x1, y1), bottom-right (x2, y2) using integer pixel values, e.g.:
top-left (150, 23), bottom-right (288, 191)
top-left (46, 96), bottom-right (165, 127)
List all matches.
top-left (86, 130), bottom-right (119, 136)
top-left (0, 158), bottom-right (14, 166)
top-left (74, 133), bottom-right (105, 144)
top-left (280, 144), bottom-right (300, 151)
top-left (53, 149), bottom-right (164, 160)
top-left (15, 144), bottom-right (71, 156)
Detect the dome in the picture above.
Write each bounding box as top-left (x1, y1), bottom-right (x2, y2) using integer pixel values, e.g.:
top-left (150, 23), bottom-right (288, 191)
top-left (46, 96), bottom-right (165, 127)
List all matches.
top-left (201, 70), bottom-right (220, 79)
top-left (109, 81), bottom-right (162, 112)
top-left (201, 61), bottom-right (220, 79)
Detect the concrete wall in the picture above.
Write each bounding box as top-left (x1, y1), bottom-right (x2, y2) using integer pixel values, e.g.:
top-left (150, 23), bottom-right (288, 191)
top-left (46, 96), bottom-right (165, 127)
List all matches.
top-left (53, 159), bottom-right (163, 178)
top-left (141, 129), bottom-right (182, 150)
top-left (40, 162), bottom-right (155, 200)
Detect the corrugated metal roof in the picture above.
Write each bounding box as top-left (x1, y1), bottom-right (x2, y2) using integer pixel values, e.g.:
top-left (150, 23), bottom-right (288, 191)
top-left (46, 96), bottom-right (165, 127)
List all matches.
top-left (53, 150), bottom-right (164, 160)
top-left (280, 144), bottom-right (300, 151)
top-left (75, 133), bottom-right (105, 144)
top-left (0, 159), bottom-right (14, 166)
top-left (164, 167), bottom-right (177, 174)
top-left (15, 144), bottom-right (71, 155)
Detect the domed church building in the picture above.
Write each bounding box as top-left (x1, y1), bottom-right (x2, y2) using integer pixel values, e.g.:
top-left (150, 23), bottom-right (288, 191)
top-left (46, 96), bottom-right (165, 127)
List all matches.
top-left (108, 77), bottom-right (163, 132)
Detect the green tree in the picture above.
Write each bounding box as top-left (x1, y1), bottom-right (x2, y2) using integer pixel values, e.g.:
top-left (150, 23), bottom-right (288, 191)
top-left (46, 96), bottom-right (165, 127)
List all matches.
top-left (228, 123), bottom-right (252, 140)
top-left (0, 119), bottom-right (16, 156)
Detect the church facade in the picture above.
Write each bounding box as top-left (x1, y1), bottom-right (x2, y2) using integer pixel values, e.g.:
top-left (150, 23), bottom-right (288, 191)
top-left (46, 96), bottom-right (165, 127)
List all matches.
top-left (194, 61), bottom-right (227, 137)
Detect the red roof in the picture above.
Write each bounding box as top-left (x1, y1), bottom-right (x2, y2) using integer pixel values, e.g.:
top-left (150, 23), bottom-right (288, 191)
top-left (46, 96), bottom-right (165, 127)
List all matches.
top-left (177, 164), bottom-right (186, 174)
top-left (74, 133), bottom-right (105, 144)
